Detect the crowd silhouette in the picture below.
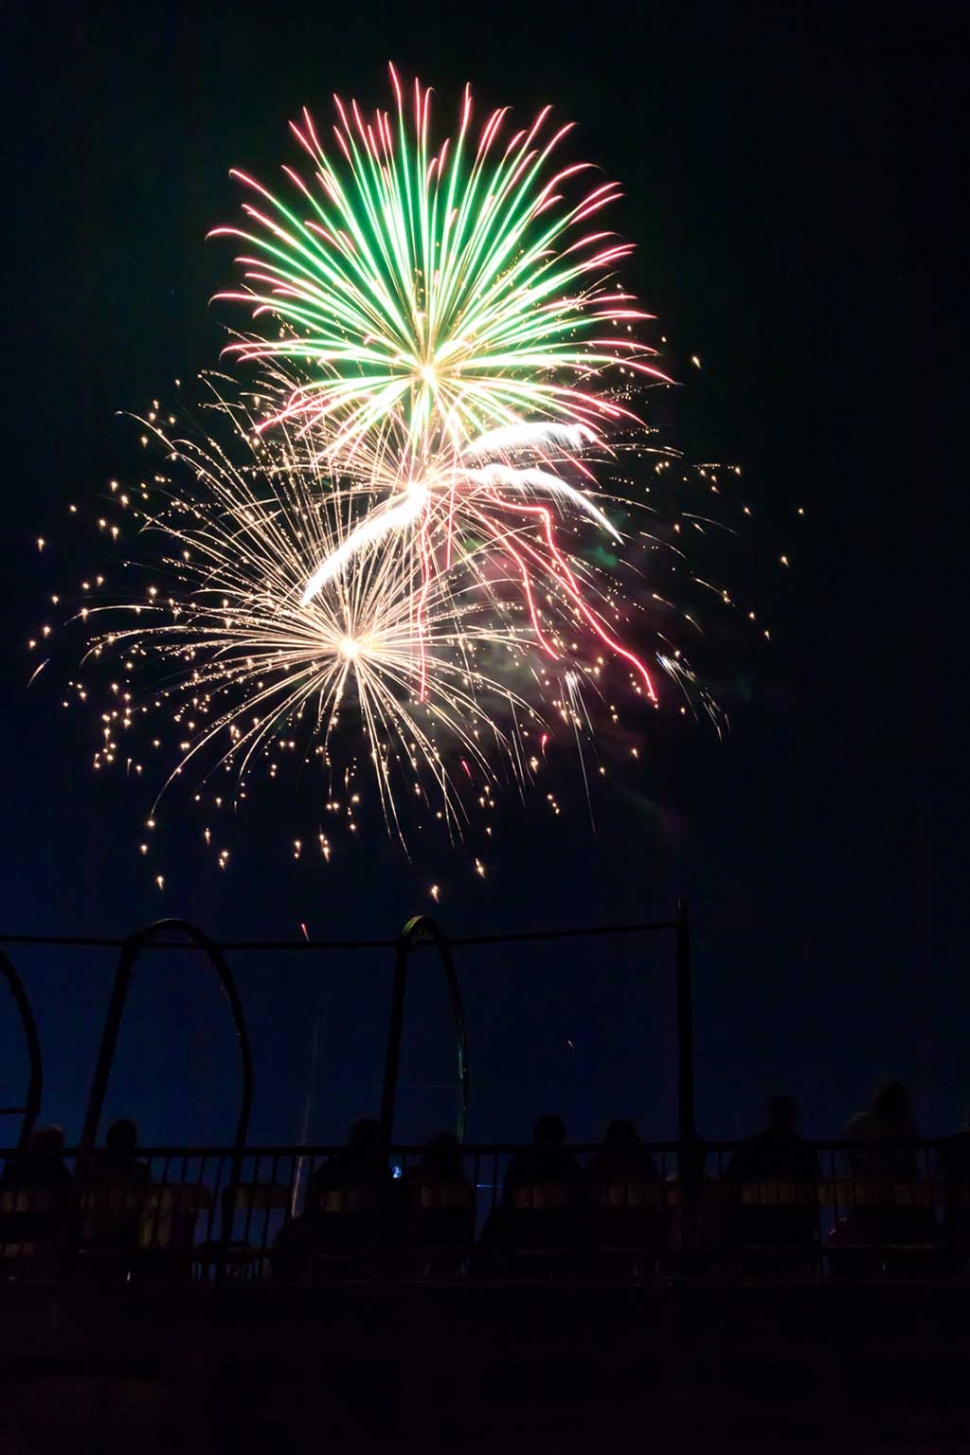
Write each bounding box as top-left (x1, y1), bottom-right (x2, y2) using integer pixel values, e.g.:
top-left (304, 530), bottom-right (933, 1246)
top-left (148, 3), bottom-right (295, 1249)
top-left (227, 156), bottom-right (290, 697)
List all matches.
top-left (1, 1083), bottom-right (968, 1281)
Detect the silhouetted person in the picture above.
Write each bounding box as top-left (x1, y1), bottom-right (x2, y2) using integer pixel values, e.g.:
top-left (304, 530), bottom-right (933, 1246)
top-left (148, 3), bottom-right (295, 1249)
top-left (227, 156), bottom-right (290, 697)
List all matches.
top-left (843, 1080), bottom-right (921, 1180)
top-left (83, 1119), bottom-right (153, 1260)
top-left (403, 1131), bottom-right (468, 1188)
top-left (274, 1118), bottom-right (392, 1280)
top-left (402, 1132), bottom-right (474, 1270)
top-left (309, 1117), bottom-right (392, 1205)
top-left (0, 1125), bottom-right (72, 1245)
top-left (724, 1096), bottom-right (820, 1183)
top-left (480, 1114), bottom-right (586, 1270)
top-left (724, 1096), bottom-right (819, 1260)
top-left (1, 1125), bottom-right (71, 1192)
top-left (298, 1118), bottom-right (393, 1274)
top-left (89, 1119), bottom-right (152, 1188)
top-left (590, 1120), bottom-right (662, 1266)
top-left (592, 1119), bottom-right (661, 1184)
top-left (502, 1114), bottom-right (586, 1206)
top-left (838, 1081), bottom-right (929, 1258)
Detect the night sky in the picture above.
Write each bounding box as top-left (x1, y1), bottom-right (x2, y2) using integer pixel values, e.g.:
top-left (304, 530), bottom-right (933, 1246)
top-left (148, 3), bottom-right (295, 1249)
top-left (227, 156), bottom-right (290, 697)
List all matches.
top-left (2, 0), bottom-right (965, 1152)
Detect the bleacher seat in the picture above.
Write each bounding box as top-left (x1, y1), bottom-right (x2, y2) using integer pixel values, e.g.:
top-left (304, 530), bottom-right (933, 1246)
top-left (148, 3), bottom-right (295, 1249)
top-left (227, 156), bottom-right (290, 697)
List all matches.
top-left (590, 1181), bottom-right (664, 1273)
top-left (402, 1178), bottom-right (475, 1277)
top-left (194, 1183), bottom-right (281, 1279)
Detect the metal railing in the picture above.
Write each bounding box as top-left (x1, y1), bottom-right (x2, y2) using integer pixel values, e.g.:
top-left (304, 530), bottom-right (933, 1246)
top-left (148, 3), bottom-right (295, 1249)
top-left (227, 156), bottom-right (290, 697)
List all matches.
top-left (2, 1138), bottom-right (967, 1286)
top-left (5, 910), bottom-right (964, 1288)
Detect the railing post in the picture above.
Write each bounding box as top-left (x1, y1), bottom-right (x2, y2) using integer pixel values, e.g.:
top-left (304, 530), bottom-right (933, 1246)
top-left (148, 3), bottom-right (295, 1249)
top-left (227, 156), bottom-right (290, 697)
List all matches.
top-left (675, 897), bottom-right (695, 1148)
top-left (675, 897), bottom-right (699, 1250)
top-left (0, 948), bottom-right (44, 1149)
top-left (380, 939), bottom-right (409, 1145)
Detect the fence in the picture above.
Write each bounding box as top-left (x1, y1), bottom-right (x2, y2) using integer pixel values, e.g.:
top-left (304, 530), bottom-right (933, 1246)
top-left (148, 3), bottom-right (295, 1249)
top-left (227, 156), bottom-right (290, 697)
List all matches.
top-left (1, 1138), bottom-right (967, 1285)
top-left (7, 908), bottom-right (965, 1288)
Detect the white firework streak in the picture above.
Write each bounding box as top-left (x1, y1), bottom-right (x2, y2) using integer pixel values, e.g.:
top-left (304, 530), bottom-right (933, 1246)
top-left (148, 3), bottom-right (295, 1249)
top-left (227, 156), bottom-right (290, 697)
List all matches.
top-left (300, 437), bottom-right (619, 606)
top-left (462, 466), bottom-right (621, 541)
top-left (300, 485), bottom-right (429, 605)
top-left (461, 422), bottom-right (599, 461)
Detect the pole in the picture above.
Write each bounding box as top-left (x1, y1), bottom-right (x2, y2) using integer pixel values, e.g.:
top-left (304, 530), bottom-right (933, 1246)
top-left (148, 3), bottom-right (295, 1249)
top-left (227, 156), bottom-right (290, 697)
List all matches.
top-left (675, 897), bottom-right (699, 1254)
top-left (291, 990), bottom-right (322, 1218)
top-left (1, 949), bottom-right (44, 1149)
top-left (675, 896), bottom-right (695, 1146)
top-left (380, 941), bottom-right (409, 1145)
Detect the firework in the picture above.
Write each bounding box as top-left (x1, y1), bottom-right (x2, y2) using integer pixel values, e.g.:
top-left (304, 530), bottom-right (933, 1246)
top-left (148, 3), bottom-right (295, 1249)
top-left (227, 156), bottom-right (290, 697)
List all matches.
top-left (71, 407), bottom-right (579, 846)
top-left (35, 385), bottom-right (748, 877)
top-left (35, 72), bottom-right (754, 876)
top-left (211, 73), bottom-right (672, 697)
top-left (213, 68), bottom-right (666, 471)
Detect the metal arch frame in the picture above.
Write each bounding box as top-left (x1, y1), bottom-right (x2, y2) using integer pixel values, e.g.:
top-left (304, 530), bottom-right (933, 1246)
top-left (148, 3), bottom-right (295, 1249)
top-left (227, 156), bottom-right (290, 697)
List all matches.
top-left (380, 916), bottom-right (470, 1145)
top-left (67, 918), bottom-right (254, 1280)
top-left (0, 948), bottom-right (43, 1148)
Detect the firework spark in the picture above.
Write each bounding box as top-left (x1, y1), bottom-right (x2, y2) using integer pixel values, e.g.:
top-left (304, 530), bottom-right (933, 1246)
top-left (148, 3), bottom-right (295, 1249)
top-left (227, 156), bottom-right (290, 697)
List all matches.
top-left (212, 70), bottom-right (667, 467)
top-left (36, 389), bottom-right (748, 877)
top-left (72, 410), bottom-right (582, 845)
top-left (35, 72), bottom-right (754, 876)
top-left (210, 74), bottom-right (674, 701)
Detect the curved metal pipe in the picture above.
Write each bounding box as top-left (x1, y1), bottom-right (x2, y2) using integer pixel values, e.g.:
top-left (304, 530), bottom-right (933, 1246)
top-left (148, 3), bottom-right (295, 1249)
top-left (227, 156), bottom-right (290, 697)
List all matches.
top-left (67, 918), bottom-right (254, 1280)
top-left (0, 948), bottom-right (43, 1148)
top-left (380, 916), bottom-right (470, 1145)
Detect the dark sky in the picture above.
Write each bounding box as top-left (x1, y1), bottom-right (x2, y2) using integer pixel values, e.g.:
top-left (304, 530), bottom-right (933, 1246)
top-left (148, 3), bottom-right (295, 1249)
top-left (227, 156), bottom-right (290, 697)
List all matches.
top-left (2, 0), bottom-right (966, 1150)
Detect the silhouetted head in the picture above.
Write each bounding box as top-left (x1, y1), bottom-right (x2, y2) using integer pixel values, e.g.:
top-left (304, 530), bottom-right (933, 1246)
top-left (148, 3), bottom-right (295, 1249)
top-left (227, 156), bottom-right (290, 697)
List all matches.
top-left (425, 1131), bottom-right (463, 1174)
top-left (534, 1114), bottom-right (567, 1146)
top-left (30, 1125), bottom-right (65, 1156)
top-left (347, 1117), bottom-right (384, 1155)
top-left (105, 1118), bottom-right (138, 1157)
top-left (603, 1118), bottom-right (641, 1150)
top-left (768, 1095), bottom-right (798, 1134)
top-left (872, 1080), bottom-right (910, 1123)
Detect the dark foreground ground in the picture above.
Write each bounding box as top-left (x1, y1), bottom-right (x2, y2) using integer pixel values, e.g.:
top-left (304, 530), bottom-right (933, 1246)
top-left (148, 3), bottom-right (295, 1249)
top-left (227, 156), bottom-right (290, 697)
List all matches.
top-left (2, 1281), bottom-right (970, 1452)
